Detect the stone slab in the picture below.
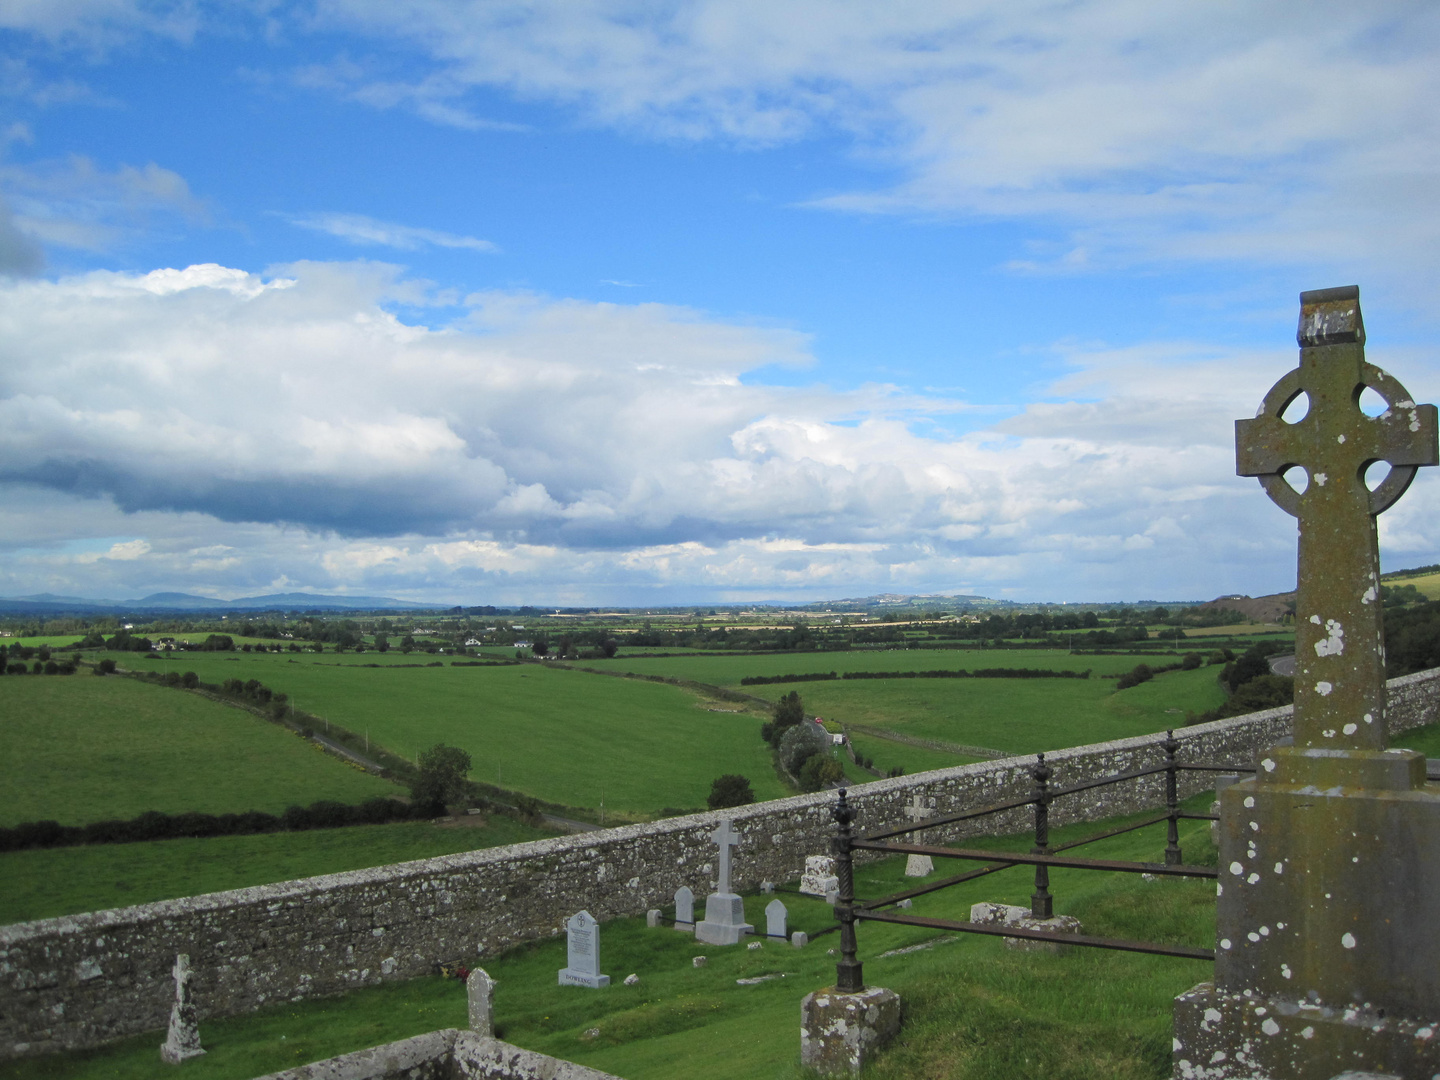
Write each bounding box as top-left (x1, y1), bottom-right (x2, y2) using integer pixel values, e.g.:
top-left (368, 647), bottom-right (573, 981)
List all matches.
top-left (800, 985), bottom-right (902, 1076)
top-left (694, 893), bottom-right (753, 946)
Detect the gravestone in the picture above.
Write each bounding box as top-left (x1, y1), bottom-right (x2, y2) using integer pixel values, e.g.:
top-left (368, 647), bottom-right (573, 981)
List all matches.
top-left (466, 967), bottom-right (494, 1035)
top-left (159, 953), bottom-right (205, 1064)
top-left (902, 793), bottom-right (935, 877)
top-left (673, 885), bottom-right (695, 931)
top-left (694, 819), bottom-right (754, 946)
top-left (1173, 287), bottom-right (1440, 1079)
top-left (765, 898), bottom-right (788, 940)
top-left (557, 911), bottom-right (610, 988)
top-left (799, 854), bottom-right (839, 900)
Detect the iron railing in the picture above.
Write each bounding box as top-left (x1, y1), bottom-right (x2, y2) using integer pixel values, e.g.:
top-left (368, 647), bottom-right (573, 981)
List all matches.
top-left (826, 730), bottom-right (1251, 993)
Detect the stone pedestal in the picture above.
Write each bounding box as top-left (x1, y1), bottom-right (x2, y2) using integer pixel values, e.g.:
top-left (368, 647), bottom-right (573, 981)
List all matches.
top-left (800, 855), bottom-right (839, 898)
top-left (1174, 753), bottom-right (1440, 1079)
top-left (800, 985), bottom-right (902, 1076)
top-left (904, 854), bottom-right (934, 877)
top-left (694, 892), bottom-right (753, 946)
top-left (970, 901), bottom-right (1082, 954)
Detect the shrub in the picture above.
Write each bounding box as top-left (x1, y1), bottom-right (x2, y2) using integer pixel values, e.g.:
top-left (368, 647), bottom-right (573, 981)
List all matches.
top-left (1115, 663), bottom-right (1154, 690)
top-left (798, 754), bottom-right (844, 792)
top-left (707, 774), bottom-right (755, 809)
top-left (97, 658), bottom-right (117, 675)
top-left (411, 743), bottom-right (473, 814)
top-left (181, 671), bottom-right (199, 688)
top-left (779, 720), bottom-right (831, 776)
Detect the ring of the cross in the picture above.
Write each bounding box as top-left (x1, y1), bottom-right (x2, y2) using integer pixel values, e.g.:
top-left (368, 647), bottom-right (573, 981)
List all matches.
top-left (1254, 362), bottom-right (1420, 517)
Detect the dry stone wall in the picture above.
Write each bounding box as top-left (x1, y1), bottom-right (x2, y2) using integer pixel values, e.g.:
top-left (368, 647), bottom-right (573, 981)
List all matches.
top-left (4, 668), bottom-right (1438, 1060)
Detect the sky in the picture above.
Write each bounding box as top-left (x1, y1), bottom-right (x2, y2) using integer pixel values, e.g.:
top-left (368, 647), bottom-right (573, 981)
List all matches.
top-left (2, 1), bottom-right (1439, 607)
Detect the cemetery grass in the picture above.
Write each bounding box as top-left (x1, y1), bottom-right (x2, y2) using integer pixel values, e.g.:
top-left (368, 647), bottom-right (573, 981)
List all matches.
top-left (0, 675), bottom-right (396, 827)
top-left (109, 654), bottom-right (791, 818)
top-left (6, 795), bottom-right (1219, 1080)
top-left (0, 816), bottom-right (556, 925)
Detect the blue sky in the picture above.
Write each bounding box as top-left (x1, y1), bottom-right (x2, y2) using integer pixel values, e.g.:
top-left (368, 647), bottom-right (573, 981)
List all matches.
top-left (2, 1), bottom-right (1439, 605)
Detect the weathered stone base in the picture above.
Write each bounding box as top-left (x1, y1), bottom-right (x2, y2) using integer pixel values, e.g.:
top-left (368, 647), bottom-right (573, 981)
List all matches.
top-left (159, 1041), bottom-right (204, 1065)
top-left (904, 854), bottom-right (933, 877)
top-left (693, 893), bottom-right (753, 946)
top-left (252, 1028), bottom-right (624, 1079)
top-left (557, 970), bottom-right (609, 988)
top-left (800, 986), bottom-right (902, 1076)
top-left (969, 902), bottom-right (1083, 953)
top-left (1172, 982), bottom-right (1440, 1080)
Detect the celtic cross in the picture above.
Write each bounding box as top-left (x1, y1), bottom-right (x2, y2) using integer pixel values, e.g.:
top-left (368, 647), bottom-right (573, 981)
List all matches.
top-left (1236, 286), bottom-right (1437, 753)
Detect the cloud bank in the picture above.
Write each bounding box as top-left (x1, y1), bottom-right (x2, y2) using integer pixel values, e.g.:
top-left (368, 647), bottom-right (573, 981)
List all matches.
top-left (7, 258), bottom-right (1429, 603)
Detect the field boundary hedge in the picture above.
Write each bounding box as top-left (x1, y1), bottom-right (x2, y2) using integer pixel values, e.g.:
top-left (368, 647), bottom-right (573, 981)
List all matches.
top-left (740, 667), bottom-right (1092, 686)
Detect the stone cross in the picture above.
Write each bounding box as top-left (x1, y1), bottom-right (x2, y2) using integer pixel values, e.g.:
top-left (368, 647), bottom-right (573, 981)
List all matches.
top-left (1236, 285), bottom-right (1438, 756)
top-left (902, 794), bottom-right (934, 877)
top-left (711, 819), bottom-right (741, 894)
top-left (1174, 286), bottom-right (1440, 1079)
top-left (159, 953), bottom-right (205, 1064)
top-left (557, 911), bottom-right (610, 988)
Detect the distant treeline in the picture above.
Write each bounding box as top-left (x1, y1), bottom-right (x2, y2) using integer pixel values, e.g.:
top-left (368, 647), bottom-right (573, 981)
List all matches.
top-left (740, 667), bottom-right (1091, 686)
top-left (0, 798), bottom-right (425, 852)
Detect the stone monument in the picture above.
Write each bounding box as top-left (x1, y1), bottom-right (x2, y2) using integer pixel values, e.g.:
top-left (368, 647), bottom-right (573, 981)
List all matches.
top-left (673, 885), bottom-right (694, 931)
top-left (901, 793), bottom-right (935, 876)
top-left (799, 854), bottom-right (839, 900)
top-left (558, 911), bottom-right (610, 988)
top-left (695, 819), bottom-right (754, 946)
top-left (765, 898), bottom-right (788, 940)
top-left (466, 967), bottom-right (495, 1036)
top-left (159, 953), bottom-right (205, 1064)
top-left (1173, 286), bottom-right (1440, 1078)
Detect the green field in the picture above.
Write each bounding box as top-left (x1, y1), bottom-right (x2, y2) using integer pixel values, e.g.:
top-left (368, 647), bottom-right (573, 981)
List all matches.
top-left (0, 676), bottom-right (397, 827)
top-left (6, 798), bottom-right (1218, 1080)
top-left (104, 654), bottom-right (792, 817)
top-left (0, 816), bottom-right (555, 925)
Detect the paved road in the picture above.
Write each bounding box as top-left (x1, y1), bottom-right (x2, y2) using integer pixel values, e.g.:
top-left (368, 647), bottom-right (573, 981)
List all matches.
top-left (1268, 654), bottom-right (1297, 677)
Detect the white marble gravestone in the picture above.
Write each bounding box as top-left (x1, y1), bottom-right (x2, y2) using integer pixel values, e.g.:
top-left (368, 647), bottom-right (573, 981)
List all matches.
top-left (902, 793), bottom-right (935, 877)
top-left (695, 819), bottom-right (754, 945)
top-left (159, 953), bottom-right (205, 1064)
top-left (765, 899), bottom-right (788, 940)
top-left (673, 885), bottom-right (695, 931)
top-left (558, 911), bottom-right (610, 987)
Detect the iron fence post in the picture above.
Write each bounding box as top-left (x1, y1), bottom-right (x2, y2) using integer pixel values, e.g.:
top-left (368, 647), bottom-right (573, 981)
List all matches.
top-left (832, 788), bottom-right (864, 993)
top-left (1163, 729), bottom-right (1182, 866)
top-left (1030, 753), bottom-right (1053, 918)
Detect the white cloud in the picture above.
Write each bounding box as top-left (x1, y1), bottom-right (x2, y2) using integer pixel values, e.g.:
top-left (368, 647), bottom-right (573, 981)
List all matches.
top-left (4, 257), bottom-right (1426, 602)
top-left (288, 211), bottom-right (499, 253)
top-left (292, 1), bottom-right (1440, 298)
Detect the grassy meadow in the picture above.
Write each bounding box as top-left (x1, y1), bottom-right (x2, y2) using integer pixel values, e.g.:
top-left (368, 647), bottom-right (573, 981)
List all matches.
top-left (5, 797), bottom-right (1219, 1080)
top-left (0, 815), bottom-right (554, 925)
top-left (0, 674), bottom-right (396, 826)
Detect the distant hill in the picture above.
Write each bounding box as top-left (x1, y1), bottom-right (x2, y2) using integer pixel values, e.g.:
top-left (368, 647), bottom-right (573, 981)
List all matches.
top-left (1191, 592), bottom-right (1296, 623)
top-left (0, 591), bottom-right (433, 614)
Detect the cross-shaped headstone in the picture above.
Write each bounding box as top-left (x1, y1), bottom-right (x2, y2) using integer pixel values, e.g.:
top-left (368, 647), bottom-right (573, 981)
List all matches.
top-left (1236, 286), bottom-right (1437, 753)
top-left (712, 819), bottom-right (741, 894)
top-left (902, 793), bottom-right (932, 826)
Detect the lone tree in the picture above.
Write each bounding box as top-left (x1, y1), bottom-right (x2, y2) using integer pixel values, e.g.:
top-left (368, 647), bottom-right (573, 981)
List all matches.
top-left (411, 743), bottom-right (473, 814)
top-left (707, 774), bottom-right (755, 810)
top-left (761, 690), bottom-right (806, 747)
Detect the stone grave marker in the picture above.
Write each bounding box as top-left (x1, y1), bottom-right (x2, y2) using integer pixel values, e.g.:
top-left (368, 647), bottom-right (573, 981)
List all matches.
top-left (1173, 286), bottom-right (1440, 1079)
top-left (694, 818), bottom-right (754, 946)
top-left (466, 967), bottom-right (494, 1035)
top-left (673, 885), bottom-right (694, 932)
top-left (159, 953), bottom-right (205, 1064)
top-left (902, 793), bottom-right (934, 877)
top-left (557, 911), bottom-right (610, 988)
top-left (799, 854), bottom-right (839, 900)
top-left (765, 898), bottom-right (788, 940)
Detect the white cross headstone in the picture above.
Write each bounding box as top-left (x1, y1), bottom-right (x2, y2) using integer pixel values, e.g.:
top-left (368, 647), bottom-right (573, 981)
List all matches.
top-left (765, 899), bottom-right (788, 940)
top-left (673, 885), bottom-right (695, 931)
top-left (903, 793), bottom-right (935, 877)
top-left (558, 911), bottom-right (610, 987)
top-left (695, 818), bottom-right (754, 945)
top-left (159, 953), bottom-right (205, 1064)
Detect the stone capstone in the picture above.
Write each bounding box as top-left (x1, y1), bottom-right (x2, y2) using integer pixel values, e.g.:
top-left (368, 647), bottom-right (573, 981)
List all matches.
top-left (800, 985), bottom-right (902, 1076)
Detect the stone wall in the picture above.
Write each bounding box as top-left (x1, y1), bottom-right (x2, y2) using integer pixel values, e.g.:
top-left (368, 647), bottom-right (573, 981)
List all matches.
top-left (4, 668), bottom-right (1438, 1060)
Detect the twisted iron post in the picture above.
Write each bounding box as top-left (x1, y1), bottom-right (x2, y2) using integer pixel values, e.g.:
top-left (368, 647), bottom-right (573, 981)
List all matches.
top-left (1030, 753), bottom-right (1053, 919)
top-left (1163, 728), bottom-right (1183, 866)
top-left (832, 788), bottom-right (864, 993)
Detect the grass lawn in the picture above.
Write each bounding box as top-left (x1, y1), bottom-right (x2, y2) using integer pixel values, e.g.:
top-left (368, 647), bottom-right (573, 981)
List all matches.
top-left (5, 797), bottom-right (1217, 1080)
top-left (0, 675), bottom-right (397, 827)
top-left (844, 731), bottom-right (985, 776)
top-left (0, 815), bottom-right (556, 925)
top-left (754, 665), bottom-right (1229, 758)
top-left (109, 655), bottom-right (790, 818)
